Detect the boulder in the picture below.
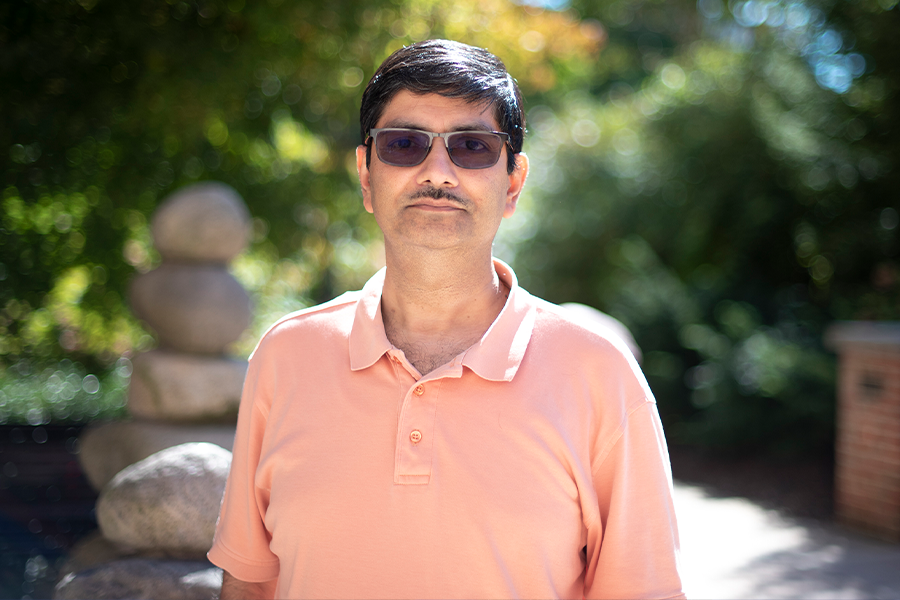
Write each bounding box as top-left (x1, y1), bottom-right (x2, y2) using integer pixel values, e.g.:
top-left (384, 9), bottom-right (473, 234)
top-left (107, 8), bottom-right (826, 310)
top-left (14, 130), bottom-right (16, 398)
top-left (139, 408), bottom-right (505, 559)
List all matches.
top-left (58, 532), bottom-right (131, 579)
top-left (151, 181), bottom-right (251, 264)
top-left (54, 558), bottom-right (222, 600)
top-left (128, 349), bottom-right (247, 421)
top-left (129, 264), bottom-right (252, 354)
top-left (97, 443), bottom-right (231, 557)
top-left (57, 532), bottom-right (174, 579)
top-left (79, 421), bottom-right (236, 491)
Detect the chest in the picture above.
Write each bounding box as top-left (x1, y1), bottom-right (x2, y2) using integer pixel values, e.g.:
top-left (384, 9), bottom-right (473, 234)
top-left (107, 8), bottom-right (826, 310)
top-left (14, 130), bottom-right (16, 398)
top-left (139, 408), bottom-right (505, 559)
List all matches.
top-left (254, 359), bottom-right (593, 596)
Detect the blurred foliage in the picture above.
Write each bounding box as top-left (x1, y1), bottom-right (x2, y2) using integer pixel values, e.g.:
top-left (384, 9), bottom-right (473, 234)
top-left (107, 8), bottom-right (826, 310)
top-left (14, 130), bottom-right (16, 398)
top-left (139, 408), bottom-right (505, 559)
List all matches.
top-left (0, 0), bottom-right (602, 421)
top-left (1, 0), bottom-right (897, 452)
top-left (504, 0), bottom-right (899, 454)
top-left (0, 357), bottom-right (130, 425)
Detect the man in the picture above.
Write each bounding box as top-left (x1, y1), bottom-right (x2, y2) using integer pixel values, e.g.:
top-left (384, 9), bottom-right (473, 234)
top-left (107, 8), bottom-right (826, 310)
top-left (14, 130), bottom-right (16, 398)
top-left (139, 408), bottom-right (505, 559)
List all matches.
top-left (209, 39), bottom-right (684, 599)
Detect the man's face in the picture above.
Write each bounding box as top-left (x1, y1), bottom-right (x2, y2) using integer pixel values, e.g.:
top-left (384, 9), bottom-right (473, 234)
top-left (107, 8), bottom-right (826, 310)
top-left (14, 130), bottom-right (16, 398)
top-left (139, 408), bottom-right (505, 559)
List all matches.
top-left (356, 90), bottom-right (528, 256)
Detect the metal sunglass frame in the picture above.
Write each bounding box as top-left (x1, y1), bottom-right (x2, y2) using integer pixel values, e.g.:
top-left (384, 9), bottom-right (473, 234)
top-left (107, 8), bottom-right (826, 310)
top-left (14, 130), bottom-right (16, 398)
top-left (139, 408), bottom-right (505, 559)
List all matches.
top-left (366, 128), bottom-right (512, 169)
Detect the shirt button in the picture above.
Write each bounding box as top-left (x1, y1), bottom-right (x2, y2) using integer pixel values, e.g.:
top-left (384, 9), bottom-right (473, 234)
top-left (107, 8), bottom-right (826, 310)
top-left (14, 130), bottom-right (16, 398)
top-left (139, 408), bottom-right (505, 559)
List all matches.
top-left (409, 430), bottom-right (422, 444)
top-left (413, 385), bottom-right (425, 396)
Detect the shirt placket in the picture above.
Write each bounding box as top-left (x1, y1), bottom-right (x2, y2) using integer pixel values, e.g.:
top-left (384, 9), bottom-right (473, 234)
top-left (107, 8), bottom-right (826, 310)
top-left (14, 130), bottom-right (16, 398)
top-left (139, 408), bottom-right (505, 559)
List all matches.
top-left (387, 353), bottom-right (444, 485)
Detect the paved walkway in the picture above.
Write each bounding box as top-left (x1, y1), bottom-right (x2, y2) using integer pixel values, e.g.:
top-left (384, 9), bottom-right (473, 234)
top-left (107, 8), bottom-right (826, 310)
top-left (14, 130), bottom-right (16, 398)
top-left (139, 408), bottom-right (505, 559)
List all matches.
top-left (674, 482), bottom-right (900, 599)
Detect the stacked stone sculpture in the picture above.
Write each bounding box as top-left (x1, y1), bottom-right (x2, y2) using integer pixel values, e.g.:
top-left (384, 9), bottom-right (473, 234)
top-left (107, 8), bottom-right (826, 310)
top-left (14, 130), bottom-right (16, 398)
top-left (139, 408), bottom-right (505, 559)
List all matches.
top-left (56, 182), bottom-right (254, 600)
top-left (56, 443), bottom-right (231, 600)
top-left (78, 181), bottom-right (252, 490)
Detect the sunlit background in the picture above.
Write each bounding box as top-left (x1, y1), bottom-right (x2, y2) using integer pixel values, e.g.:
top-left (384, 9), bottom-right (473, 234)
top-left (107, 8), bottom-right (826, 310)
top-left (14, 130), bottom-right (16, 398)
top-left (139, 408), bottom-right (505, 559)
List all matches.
top-left (1, 0), bottom-right (899, 596)
top-left (2, 0), bottom-right (898, 464)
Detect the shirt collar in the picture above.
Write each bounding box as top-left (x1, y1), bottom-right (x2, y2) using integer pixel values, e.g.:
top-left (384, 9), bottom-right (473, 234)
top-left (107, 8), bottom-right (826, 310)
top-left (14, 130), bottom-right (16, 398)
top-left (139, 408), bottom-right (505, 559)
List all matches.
top-left (348, 259), bottom-right (535, 382)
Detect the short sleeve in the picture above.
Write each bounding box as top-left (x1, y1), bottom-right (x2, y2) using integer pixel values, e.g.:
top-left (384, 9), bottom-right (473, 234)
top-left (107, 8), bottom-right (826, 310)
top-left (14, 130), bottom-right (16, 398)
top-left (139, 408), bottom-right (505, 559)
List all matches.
top-left (207, 351), bottom-right (280, 582)
top-left (583, 401), bottom-right (685, 599)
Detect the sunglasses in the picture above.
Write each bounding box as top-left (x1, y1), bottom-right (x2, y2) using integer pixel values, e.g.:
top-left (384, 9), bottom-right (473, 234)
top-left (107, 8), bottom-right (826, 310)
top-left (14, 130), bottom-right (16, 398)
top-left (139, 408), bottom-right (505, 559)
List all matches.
top-left (366, 128), bottom-right (511, 169)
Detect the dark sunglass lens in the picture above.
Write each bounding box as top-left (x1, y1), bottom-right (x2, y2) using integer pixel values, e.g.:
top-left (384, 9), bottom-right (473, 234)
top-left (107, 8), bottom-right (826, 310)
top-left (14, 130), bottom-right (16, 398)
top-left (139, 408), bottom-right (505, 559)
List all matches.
top-left (447, 133), bottom-right (503, 168)
top-left (376, 130), bottom-right (430, 166)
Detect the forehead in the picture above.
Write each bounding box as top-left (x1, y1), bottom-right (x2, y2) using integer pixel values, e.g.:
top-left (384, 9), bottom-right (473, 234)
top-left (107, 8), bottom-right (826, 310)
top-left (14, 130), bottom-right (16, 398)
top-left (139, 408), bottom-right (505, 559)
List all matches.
top-left (375, 90), bottom-right (500, 132)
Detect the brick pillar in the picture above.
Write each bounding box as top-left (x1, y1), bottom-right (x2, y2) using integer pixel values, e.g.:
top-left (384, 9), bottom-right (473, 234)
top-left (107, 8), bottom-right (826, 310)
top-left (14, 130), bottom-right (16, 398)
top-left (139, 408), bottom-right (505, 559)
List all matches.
top-left (826, 322), bottom-right (900, 542)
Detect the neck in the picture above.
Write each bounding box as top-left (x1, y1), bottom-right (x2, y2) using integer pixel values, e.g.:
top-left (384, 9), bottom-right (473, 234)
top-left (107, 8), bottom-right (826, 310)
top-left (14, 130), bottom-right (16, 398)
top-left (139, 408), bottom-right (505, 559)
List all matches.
top-left (379, 246), bottom-right (508, 375)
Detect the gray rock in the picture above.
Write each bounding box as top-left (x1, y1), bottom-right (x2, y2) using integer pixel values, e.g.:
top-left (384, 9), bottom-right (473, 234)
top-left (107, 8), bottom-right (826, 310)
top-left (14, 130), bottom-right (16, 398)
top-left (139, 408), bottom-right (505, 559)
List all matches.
top-left (128, 350), bottom-right (247, 421)
top-left (58, 531), bottom-right (131, 579)
top-left (79, 421), bottom-right (236, 491)
top-left (129, 264), bottom-right (252, 354)
top-left (151, 181), bottom-right (250, 264)
top-left (54, 558), bottom-right (222, 600)
top-left (57, 532), bottom-right (174, 579)
top-left (97, 443), bottom-right (231, 557)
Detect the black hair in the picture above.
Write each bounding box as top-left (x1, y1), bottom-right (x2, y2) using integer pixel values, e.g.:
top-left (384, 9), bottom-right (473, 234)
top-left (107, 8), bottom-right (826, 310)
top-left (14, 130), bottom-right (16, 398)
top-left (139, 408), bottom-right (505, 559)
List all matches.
top-left (359, 39), bottom-right (525, 174)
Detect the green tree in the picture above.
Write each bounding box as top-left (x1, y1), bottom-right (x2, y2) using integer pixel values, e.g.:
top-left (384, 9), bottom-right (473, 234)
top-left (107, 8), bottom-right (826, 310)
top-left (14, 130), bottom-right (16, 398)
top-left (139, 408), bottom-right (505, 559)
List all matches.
top-left (507, 0), bottom-right (899, 454)
top-left (0, 0), bottom-right (600, 421)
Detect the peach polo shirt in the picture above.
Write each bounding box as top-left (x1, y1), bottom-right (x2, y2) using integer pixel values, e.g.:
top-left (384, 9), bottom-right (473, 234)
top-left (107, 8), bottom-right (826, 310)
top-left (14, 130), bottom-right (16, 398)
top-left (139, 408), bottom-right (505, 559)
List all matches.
top-left (208, 260), bottom-right (684, 599)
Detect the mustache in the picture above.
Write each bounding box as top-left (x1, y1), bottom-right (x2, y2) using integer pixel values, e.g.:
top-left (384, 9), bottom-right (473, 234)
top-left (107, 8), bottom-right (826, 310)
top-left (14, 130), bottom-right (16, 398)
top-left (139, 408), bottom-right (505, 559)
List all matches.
top-left (409, 187), bottom-right (467, 206)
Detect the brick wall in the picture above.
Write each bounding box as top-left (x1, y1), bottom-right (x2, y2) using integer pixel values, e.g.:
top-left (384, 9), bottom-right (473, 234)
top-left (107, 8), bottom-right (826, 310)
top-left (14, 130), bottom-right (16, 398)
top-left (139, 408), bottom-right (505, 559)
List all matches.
top-left (827, 322), bottom-right (900, 542)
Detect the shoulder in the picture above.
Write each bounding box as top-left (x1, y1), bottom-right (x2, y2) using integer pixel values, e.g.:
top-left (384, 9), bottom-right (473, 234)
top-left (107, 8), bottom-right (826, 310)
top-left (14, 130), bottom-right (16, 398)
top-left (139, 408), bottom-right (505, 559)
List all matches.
top-left (528, 295), bottom-right (639, 363)
top-left (249, 290), bottom-right (362, 359)
top-left (521, 293), bottom-right (654, 408)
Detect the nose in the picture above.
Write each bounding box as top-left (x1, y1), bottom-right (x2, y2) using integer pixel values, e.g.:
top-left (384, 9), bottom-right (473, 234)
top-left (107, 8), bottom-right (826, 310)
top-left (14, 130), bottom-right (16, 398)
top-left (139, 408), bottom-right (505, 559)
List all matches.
top-left (416, 137), bottom-right (459, 187)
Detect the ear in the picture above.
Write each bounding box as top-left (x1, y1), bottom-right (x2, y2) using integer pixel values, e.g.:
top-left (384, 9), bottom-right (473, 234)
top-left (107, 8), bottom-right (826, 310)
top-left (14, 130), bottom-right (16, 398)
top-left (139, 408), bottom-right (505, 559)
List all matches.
top-left (503, 152), bottom-right (529, 219)
top-left (356, 145), bottom-right (374, 214)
